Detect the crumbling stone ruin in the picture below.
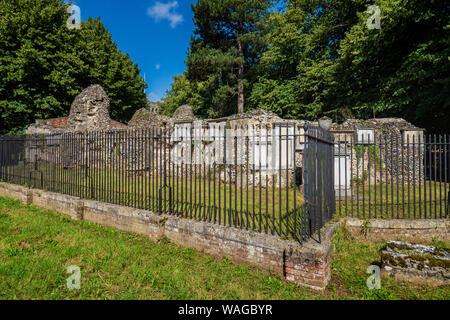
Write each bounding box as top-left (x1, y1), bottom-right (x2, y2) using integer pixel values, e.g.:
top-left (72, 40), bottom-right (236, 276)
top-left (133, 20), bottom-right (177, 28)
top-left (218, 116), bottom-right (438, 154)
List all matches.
top-left (128, 108), bottom-right (171, 129)
top-left (148, 101), bottom-right (159, 113)
top-left (67, 84), bottom-right (113, 132)
top-left (382, 240), bottom-right (450, 286)
top-left (25, 85), bottom-right (127, 168)
top-left (172, 104), bottom-right (196, 122)
top-left (23, 84), bottom-right (428, 191)
top-left (330, 118), bottom-right (425, 193)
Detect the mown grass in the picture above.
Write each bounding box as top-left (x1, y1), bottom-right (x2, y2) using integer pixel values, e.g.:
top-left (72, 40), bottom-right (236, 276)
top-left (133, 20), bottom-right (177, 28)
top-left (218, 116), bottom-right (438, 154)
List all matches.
top-left (0, 196), bottom-right (448, 300)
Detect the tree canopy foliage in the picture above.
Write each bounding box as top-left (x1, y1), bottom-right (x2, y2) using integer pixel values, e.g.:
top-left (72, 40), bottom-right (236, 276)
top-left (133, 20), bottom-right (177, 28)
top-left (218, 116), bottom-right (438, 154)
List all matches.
top-left (0, 0), bottom-right (147, 134)
top-left (162, 0), bottom-right (449, 133)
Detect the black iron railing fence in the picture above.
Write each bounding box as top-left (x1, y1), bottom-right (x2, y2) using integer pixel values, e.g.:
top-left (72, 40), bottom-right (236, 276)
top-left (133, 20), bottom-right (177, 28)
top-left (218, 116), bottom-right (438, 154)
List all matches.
top-left (0, 125), bottom-right (334, 242)
top-left (2, 126), bottom-right (445, 242)
top-left (303, 126), bottom-right (335, 242)
top-left (333, 132), bottom-right (450, 219)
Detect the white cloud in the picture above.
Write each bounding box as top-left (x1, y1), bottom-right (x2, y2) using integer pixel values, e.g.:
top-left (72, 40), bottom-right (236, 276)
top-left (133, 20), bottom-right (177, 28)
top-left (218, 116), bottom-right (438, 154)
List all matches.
top-left (155, 64), bottom-right (160, 70)
top-left (147, 1), bottom-right (183, 28)
top-left (148, 92), bottom-right (161, 102)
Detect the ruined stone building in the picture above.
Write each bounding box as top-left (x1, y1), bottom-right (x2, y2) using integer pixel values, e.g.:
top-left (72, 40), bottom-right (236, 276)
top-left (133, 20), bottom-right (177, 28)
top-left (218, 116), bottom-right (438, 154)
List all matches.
top-left (23, 84), bottom-right (426, 192)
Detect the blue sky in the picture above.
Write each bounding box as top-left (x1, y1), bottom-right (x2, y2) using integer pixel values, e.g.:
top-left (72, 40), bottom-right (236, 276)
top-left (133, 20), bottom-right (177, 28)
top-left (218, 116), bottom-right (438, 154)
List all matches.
top-left (72, 0), bottom-right (197, 102)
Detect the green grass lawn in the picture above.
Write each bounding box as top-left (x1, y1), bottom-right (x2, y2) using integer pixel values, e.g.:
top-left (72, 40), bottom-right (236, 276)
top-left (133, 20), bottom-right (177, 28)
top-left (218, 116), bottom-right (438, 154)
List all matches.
top-left (0, 196), bottom-right (448, 300)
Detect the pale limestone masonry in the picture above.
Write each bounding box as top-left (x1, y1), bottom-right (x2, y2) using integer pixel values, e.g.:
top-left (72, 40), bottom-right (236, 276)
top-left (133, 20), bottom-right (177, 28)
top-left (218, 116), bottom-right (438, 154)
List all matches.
top-left (381, 240), bottom-right (449, 286)
top-left (0, 181), bottom-right (336, 291)
top-left (344, 218), bottom-right (450, 243)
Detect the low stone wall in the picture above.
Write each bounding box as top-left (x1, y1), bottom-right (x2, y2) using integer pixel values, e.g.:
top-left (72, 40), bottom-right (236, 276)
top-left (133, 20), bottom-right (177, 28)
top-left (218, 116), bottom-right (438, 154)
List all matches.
top-left (0, 182), bottom-right (32, 204)
top-left (0, 181), bottom-right (335, 291)
top-left (381, 241), bottom-right (450, 286)
top-left (344, 218), bottom-right (450, 243)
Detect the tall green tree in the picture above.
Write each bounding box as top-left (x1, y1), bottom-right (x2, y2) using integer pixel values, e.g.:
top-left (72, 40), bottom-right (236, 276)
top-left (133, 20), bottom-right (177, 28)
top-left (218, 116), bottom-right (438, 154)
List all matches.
top-left (165, 0), bottom-right (449, 132)
top-left (251, 0), bottom-right (369, 120)
top-left (160, 72), bottom-right (205, 117)
top-left (0, 0), bottom-right (147, 134)
top-left (334, 0), bottom-right (450, 132)
top-left (183, 0), bottom-right (273, 117)
top-left (253, 0), bottom-right (450, 131)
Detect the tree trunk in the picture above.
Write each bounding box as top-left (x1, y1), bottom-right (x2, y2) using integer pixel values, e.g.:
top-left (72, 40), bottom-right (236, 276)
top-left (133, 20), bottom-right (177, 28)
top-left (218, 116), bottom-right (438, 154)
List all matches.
top-left (237, 37), bottom-right (244, 114)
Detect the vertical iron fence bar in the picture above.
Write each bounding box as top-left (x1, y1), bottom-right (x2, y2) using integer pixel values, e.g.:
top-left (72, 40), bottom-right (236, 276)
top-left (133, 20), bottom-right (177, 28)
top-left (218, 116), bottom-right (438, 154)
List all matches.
top-left (143, 130), bottom-right (146, 210)
top-left (208, 126), bottom-right (211, 222)
top-left (428, 134), bottom-right (432, 218)
top-left (102, 131), bottom-right (105, 202)
top-left (259, 127), bottom-right (262, 233)
top-left (136, 129), bottom-right (139, 209)
top-left (190, 126), bottom-right (193, 220)
top-left (401, 133), bottom-right (405, 217)
top-left (390, 133), bottom-right (394, 219)
top-left (152, 128), bottom-right (155, 212)
top-left (121, 131), bottom-right (124, 206)
top-left (113, 131), bottom-right (116, 204)
top-left (396, 134), bottom-right (400, 219)
top-left (172, 128), bottom-right (175, 215)
top-left (235, 132), bottom-right (239, 228)
top-left (0, 137), bottom-right (2, 182)
top-left (97, 131), bottom-right (101, 201)
top-left (156, 128), bottom-right (159, 213)
top-left (184, 126), bottom-right (188, 218)
top-left (70, 132), bottom-right (74, 196)
top-left (194, 127), bottom-right (197, 220)
top-left (373, 133), bottom-right (377, 218)
top-left (117, 132), bottom-right (120, 205)
top-left (265, 125), bottom-right (269, 234)
top-left (229, 131), bottom-right (232, 228)
top-left (279, 126), bottom-right (282, 236)
top-left (434, 134), bottom-right (437, 218)
top-left (272, 127), bottom-right (276, 234)
top-left (416, 135), bottom-right (420, 218)
top-left (350, 134), bottom-right (354, 217)
top-left (98, 131), bottom-right (101, 202)
top-left (145, 129), bottom-right (148, 210)
top-left (344, 134), bottom-right (348, 217)
top-left (164, 128), bottom-right (168, 213)
top-left (356, 133), bottom-right (360, 218)
top-left (445, 135), bottom-right (448, 217)
top-left (217, 125), bottom-right (221, 225)
top-left (252, 125), bottom-right (255, 230)
top-left (100, 131), bottom-right (103, 202)
top-left (240, 127), bottom-right (244, 229)
top-left (384, 135), bottom-right (388, 217)
top-left (368, 134), bottom-right (371, 218)
top-left (92, 131), bottom-right (95, 200)
top-left (407, 135), bottom-right (411, 218)
top-left (203, 127), bottom-right (207, 222)
top-left (135, 130), bottom-right (139, 208)
top-left (213, 126), bottom-right (217, 224)
top-left (126, 130), bottom-right (130, 207)
top-left (439, 135), bottom-right (442, 218)
top-left (285, 124), bottom-right (289, 238)
top-left (65, 133), bottom-right (68, 195)
top-left (246, 127), bottom-right (249, 230)
top-left (338, 136), bottom-right (341, 216)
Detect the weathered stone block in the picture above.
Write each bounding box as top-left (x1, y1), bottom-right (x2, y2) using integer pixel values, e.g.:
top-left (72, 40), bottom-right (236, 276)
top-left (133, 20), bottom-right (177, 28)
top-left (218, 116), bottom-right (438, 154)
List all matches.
top-left (381, 240), bottom-right (450, 286)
